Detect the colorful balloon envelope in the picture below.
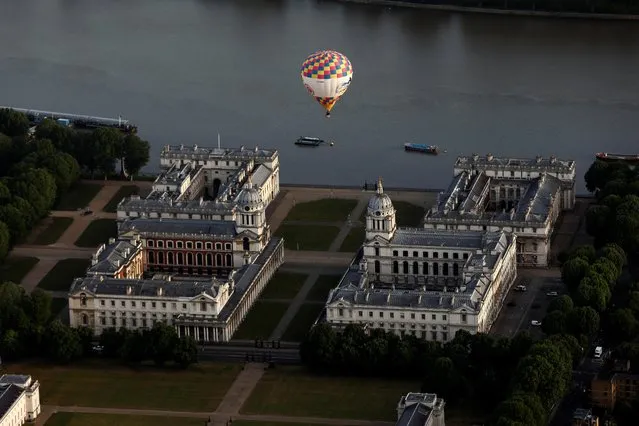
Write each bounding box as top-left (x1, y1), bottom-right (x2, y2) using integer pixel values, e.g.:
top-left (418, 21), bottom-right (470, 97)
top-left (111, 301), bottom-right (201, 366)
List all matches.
top-left (300, 50), bottom-right (353, 117)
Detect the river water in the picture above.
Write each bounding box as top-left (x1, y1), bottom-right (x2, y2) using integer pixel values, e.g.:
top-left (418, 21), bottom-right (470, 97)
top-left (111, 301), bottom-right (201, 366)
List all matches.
top-left (1, 0), bottom-right (638, 193)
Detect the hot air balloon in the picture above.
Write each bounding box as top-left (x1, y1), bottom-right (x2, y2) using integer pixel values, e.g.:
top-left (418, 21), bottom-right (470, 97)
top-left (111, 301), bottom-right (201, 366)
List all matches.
top-left (301, 50), bottom-right (353, 118)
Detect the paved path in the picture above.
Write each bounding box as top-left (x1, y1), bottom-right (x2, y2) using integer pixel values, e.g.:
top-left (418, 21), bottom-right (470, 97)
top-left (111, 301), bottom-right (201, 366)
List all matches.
top-left (215, 363), bottom-right (265, 415)
top-left (20, 259), bottom-right (57, 293)
top-left (328, 197), bottom-right (368, 252)
top-left (40, 405), bottom-right (391, 426)
top-left (270, 273), bottom-right (320, 340)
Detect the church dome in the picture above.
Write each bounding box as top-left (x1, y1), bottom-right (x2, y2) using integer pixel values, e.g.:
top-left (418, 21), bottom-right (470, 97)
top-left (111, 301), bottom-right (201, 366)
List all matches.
top-left (367, 177), bottom-right (394, 215)
top-left (237, 182), bottom-right (263, 211)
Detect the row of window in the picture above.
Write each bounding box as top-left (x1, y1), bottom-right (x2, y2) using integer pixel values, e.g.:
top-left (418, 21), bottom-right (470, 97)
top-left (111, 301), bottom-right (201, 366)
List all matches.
top-left (147, 240), bottom-right (232, 250)
top-left (95, 299), bottom-right (209, 312)
top-left (336, 310), bottom-right (467, 323)
top-left (148, 251), bottom-right (233, 268)
top-left (379, 261), bottom-right (460, 277)
top-left (383, 249), bottom-right (469, 260)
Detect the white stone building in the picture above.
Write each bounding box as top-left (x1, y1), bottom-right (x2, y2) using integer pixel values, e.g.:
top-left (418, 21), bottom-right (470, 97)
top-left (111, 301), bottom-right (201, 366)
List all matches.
top-left (325, 179), bottom-right (517, 341)
top-left (396, 393), bottom-right (445, 426)
top-left (0, 375), bottom-right (40, 426)
top-left (68, 144), bottom-right (284, 342)
top-left (423, 154), bottom-right (576, 267)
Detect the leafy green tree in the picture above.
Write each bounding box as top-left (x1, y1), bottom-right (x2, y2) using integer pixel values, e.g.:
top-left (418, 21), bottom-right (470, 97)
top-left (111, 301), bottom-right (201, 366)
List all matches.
top-left (542, 311), bottom-right (566, 335)
top-left (587, 257), bottom-right (620, 287)
top-left (99, 327), bottom-right (128, 358)
top-left (90, 128), bottom-right (120, 176)
top-left (76, 326), bottom-right (95, 356)
top-left (601, 243), bottom-right (627, 271)
top-left (547, 295), bottom-right (574, 314)
top-left (173, 336), bottom-right (198, 368)
top-left (576, 274), bottom-right (611, 312)
top-left (0, 221), bottom-right (9, 262)
top-left (148, 322), bottom-right (178, 366)
top-left (121, 331), bottom-right (148, 364)
top-left (44, 319), bottom-right (82, 364)
top-left (0, 205), bottom-right (28, 243)
top-left (35, 119), bottom-right (75, 152)
top-left (423, 357), bottom-right (466, 403)
top-left (0, 329), bottom-right (23, 361)
top-left (301, 323), bottom-right (337, 370)
top-left (567, 306), bottom-right (600, 338)
top-left (568, 245), bottom-right (596, 263)
top-left (24, 289), bottom-right (52, 326)
top-left (121, 134), bottom-right (150, 176)
top-left (607, 308), bottom-right (638, 344)
top-left (0, 108), bottom-right (30, 137)
top-left (561, 257), bottom-right (590, 291)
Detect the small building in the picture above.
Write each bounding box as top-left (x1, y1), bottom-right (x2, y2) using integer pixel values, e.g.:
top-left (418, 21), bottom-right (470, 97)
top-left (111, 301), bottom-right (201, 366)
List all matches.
top-left (0, 374), bottom-right (40, 426)
top-left (396, 393), bottom-right (445, 426)
top-left (591, 360), bottom-right (639, 411)
top-left (572, 408), bottom-right (599, 426)
top-left (325, 178), bottom-right (518, 340)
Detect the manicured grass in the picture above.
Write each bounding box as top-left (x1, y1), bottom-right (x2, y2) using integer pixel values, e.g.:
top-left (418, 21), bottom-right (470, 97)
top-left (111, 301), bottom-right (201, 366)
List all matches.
top-left (394, 201), bottom-right (425, 227)
top-left (37, 259), bottom-right (90, 291)
top-left (33, 217), bottom-right (74, 245)
top-left (275, 224), bottom-right (340, 251)
top-left (285, 198), bottom-right (358, 222)
top-left (260, 272), bottom-right (307, 300)
top-left (44, 413), bottom-right (205, 426)
top-left (103, 185), bottom-right (140, 213)
top-left (232, 422), bottom-right (325, 426)
top-left (75, 219), bottom-right (117, 248)
top-left (6, 361), bottom-right (240, 411)
top-left (306, 275), bottom-right (341, 302)
top-left (241, 367), bottom-right (418, 421)
top-left (56, 183), bottom-right (102, 211)
top-left (233, 301), bottom-right (289, 340)
top-left (50, 298), bottom-right (68, 319)
top-left (0, 256), bottom-right (39, 284)
top-left (338, 226), bottom-right (365, 253)
top-left (282, 304), bottom-right (324, 342)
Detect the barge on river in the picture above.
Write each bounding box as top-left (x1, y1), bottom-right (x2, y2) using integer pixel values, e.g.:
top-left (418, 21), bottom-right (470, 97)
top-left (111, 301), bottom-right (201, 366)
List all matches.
top-left (0, 106), bottom-right (138, 134)
top-left (596, 152), bottom-right (639, 164)
top-left (295, 136), bottom-right (325, 147)
top-left (404, 143), bottom-right (439, 155)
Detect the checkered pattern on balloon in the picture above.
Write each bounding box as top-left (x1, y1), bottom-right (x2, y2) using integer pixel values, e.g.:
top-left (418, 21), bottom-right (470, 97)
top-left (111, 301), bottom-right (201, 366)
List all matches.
top-left (300, 50), bottom-right (353, 113)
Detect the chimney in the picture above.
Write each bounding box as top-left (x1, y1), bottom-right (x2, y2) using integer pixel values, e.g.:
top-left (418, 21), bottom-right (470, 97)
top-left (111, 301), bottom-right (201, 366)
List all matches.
top-left (109, 237), bottom-right (116, 244)
top-left (115, 260), bottom-right (121, 268)
top-left (486, 153), bottom-right (494, 162)
top-left (127, 286), bottom-right (133, 295)
top-left (157, 287), bottom-right (164, 297)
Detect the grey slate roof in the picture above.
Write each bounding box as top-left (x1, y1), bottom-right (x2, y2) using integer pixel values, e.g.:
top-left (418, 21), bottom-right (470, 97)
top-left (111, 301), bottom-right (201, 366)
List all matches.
top-left (118, 218), bottom-right (236, 238)
top-left (391, 228), bottom-right (486, 248)
top-left (161, 145), bottom-right (277, 161)
top-left (397, 404), bottom-right (432, 426)
top-left (0, 384), bottom-right (23, 420)
top-left (87, 241), bottom-right (140, 275)
top-left (251, 164), bottom-right (272, 188)
top-left (70, 275), bottom-right (225, 299)
top-left (454, 154), bottom-right (574, 173)
top-left (119, 195), bottom-right (236, 216)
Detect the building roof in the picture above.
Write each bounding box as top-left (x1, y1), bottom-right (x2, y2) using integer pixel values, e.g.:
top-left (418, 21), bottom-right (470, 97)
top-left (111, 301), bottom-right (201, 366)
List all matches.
top-left (0, 375), bottom-right (30, 387)
top-left (391, 227), bottom-right (486, 248)
top-left (161, 144), bottom-right (277, 161)
top-left (454, 154), bottom-right (575, 173)
top-left (251, 164), bottom-right (272, 188)
top-left (0, 384), bottom-right (23, 421)
top-left (397, 403), bottom-right (432, 426)
top-left (118, 218), bottom-right (236, 238)
top-left (87, 240), bottom-right (140, 275)
top-left (118, 195), bottom-right (236, 216)
top-left (153, 162), bottom-right (201, 187)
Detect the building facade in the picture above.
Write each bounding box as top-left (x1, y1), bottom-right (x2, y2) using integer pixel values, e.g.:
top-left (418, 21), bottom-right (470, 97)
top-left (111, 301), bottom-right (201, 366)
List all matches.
top-left (591, 361), bottom-right (639, 411)
top-left (423, 154), bottom-right (576, 267)
top-left (69, 144), bottom-right (285, 342)
top-left (0, 375), bottom-right (40, 426)
top-left (325, 179), bottom-right (517, 341)
top-left (396, 393), bottom-right (445, 426)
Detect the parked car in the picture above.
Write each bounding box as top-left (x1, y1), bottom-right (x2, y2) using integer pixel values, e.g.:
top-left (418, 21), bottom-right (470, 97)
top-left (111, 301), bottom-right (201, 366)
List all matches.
top-left (92, 345), bottom-right (104, 353)
top-left (515, 285), bottom-right (527, 292)
top-left (546, 291), bottom-right (558, 297)
top-left (531, 320), bottom-right (542, 326)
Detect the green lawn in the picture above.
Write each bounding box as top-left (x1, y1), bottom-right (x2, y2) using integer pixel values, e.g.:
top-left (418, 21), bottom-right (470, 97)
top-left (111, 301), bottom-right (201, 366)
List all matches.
top-left (338, 226), bottom-right (365, 253)
top-left (6, 361), bottom-right (240, 412)
top-left (233, 301), bottom-right (289, 340)
top-left (259, 272), bottom-right (307, 300)
top-left (33, 217), bottom-right (74, 245)
top-left (56, 183), bottom-right (102, 211)
top-left (394, 201), bottom-right (426, 227)
top-left (50, 298), bottom-right (68, 319)
top-left (37, 259), bottom-right (90, 291)
top-left (275, 224), bottom-right (340, 251)
top-left (306, 275), bottom-right (341, 302)
top-left (282, 304), bottom-right (324, 342)
top-left (0, 256), bottom-right (39, 284)
top-left (285, 199), bottom-right (358, 222)
top-left (232, 422), bottom-right (328, 426)
top-left (241, 367), bottom-right (418, 421)
top-left (44, 413), bottom-right (205, 426)
top-left (103, 185), bottom-right (140, 213)
top-left (75, 219), bottom-right (117, 248)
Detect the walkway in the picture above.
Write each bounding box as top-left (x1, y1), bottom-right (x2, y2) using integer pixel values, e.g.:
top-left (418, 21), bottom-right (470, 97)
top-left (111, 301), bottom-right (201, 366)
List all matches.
top-left (215, 363), bottom-right (265, 415)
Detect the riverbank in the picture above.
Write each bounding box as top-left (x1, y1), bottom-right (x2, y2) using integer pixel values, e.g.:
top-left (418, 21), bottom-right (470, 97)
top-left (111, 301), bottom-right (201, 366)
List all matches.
top-left (337, 0), bottom-right (639, 20)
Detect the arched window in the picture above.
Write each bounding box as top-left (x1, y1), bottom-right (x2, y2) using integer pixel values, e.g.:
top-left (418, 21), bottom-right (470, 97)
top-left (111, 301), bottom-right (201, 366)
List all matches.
top-left (167, 252), bottom-right (174, 265)
top-left (374, 261), bottom-right (380, 274)
top-left (392, 261), bottom-right (398, 274)
top-left (177, 252), bottom-right (184, 265)
top-left (187, 253), bottom-right (194, 265)
top-left (433, 263), bottom-right (439, 276)
top-left (453, 263), bottom-right (459, 276)
top-left (423, 262), bottom-right (428, 275)
top-left (402, 261), bottom-right (408, 274)
top-left (148, 252), bottom-right (155, 263)
top-left (80, 293), bottom-right (87, 307)
top-left (443, 263), bottom-right (449, 276)
top-left (412, 262), bottom-right (419, 275)
top-left (158, 252), bottom-right (165, 264)
top-left (206, 253), bottom-right (213, 266)
top-left (216, 254), bottom-right (222, 266)
top-left (81, 314), bottom-right (88, 326)
top-left (243, 237), bottom-right (250, 251)
top-left (196, 253), bottom-right (203, 266)
top-left (225, 243), bottom-right (232, 250)
top-left (215, 243), bottom-right (222, 250)
top-left (225, 253), bottom-right (232, 267)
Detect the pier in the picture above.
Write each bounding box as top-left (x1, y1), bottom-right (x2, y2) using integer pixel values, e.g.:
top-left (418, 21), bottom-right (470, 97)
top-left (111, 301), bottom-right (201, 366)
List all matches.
top-left (0, 106), bottom-right (137, 133)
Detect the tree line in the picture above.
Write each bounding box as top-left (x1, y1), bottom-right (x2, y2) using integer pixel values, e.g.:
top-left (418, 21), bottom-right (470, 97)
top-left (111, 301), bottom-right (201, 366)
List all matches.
top-left (0, 281), bottom-right (198, 368)
top-left (0, 108), bottom-right (150, 263)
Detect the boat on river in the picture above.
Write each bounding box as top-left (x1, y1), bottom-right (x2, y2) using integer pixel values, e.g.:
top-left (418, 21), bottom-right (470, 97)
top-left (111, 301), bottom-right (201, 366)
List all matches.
top-left (295, 136), bottom-right (325, 147)
top-left (596, 152), bottom-right (639, 164)
top-left (404, 143), bottom-right (438, 155)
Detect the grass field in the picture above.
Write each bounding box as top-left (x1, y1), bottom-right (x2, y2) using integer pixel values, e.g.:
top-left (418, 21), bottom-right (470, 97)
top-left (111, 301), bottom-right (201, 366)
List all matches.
top-left (233, 301), bottom-right (289, 340)
top-left (241, 367), bottom-right (418, 421)
top-left (37, 259), bottom-right (90, 291)
top-left (6, 362), bottom-right (240, 412)
top-left (232, 422), bottom-right (326, 426)
top-left (33, 217), bottom-right (74, 245)
top-left (103, 185), bottom-right (140, 213)
top-left (75, 219), bottom-right (118, 248)
top-left (259, 272), bottom-right (307, 300)
top-left (284, 199), bottom-right (357, 222)
top-left (305, 275), bottom-right (341, 302)
top-left (44, 413), bottom-right (205, 426)
top-left (0, 256), bottom-right (39, 284)
top-left (394, 201), bottom-right (426, 227)
top-left (56, 183), bottom-right (102, 211)
top-left (50, 298), bottom-right (68, 319)
top-left (338, 227), bottom-right (365, 253)
top-left (281, 304), bottom-right (324, 342)
top-left (275, 224), bottom-right (340, 251)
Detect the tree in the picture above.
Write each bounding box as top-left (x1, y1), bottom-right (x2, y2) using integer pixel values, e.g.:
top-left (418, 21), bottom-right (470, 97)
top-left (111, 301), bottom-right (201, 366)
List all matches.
top-left (561, 257), bottom-right (590, 291)
top-left (24, 289), bottom-right (52, 326)
top-left (567, 306), bottom-right (600, 338)
top-left (607, 308), bottom-right (638, 344)
top-left (0, 108), bottom-right (30, 137)
top-left (588, 257), bottom-right (620, 287)
top-left (568, 245), bottom-right (596, 263)
top-left (44, 320), bottom-right (82, 364)
top-left (148, 323), bottom-right (178, 366)
top-left (89, 128), bottom-right (120, 176)
top-left (542, 311), bottom-right (566, 335)
top-left (99, 327), bottom-right (128, 358)
top-left (576, 274), bottom-right (610, 312)
top-left (547, 295), bottom-right (573, 314)
top-left (301, 323), bottom-right (337, 371)
top-left (121, 134), bottom-right (150, 176)
top-left (121, 331), bottom-right (148, 364)
top-left (0, 221), bottom-right (9, 262)
top-left (35, 119), bottom-right (75, 152)
top-left (423, 357), bottom-right (466, 403)
top-left (0, 205), bottom-right (28, 243)
top-left (601, 243), bottom-right (627, 271)
top-left (173, 336), bottom-right (198, 368)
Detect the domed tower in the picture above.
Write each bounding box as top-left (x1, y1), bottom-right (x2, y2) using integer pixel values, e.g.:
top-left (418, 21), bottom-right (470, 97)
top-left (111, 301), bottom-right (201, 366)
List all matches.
top-left (235, 178), bottom-right (266, 236)
top-left (365, 177), bottom-right (396, 241)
